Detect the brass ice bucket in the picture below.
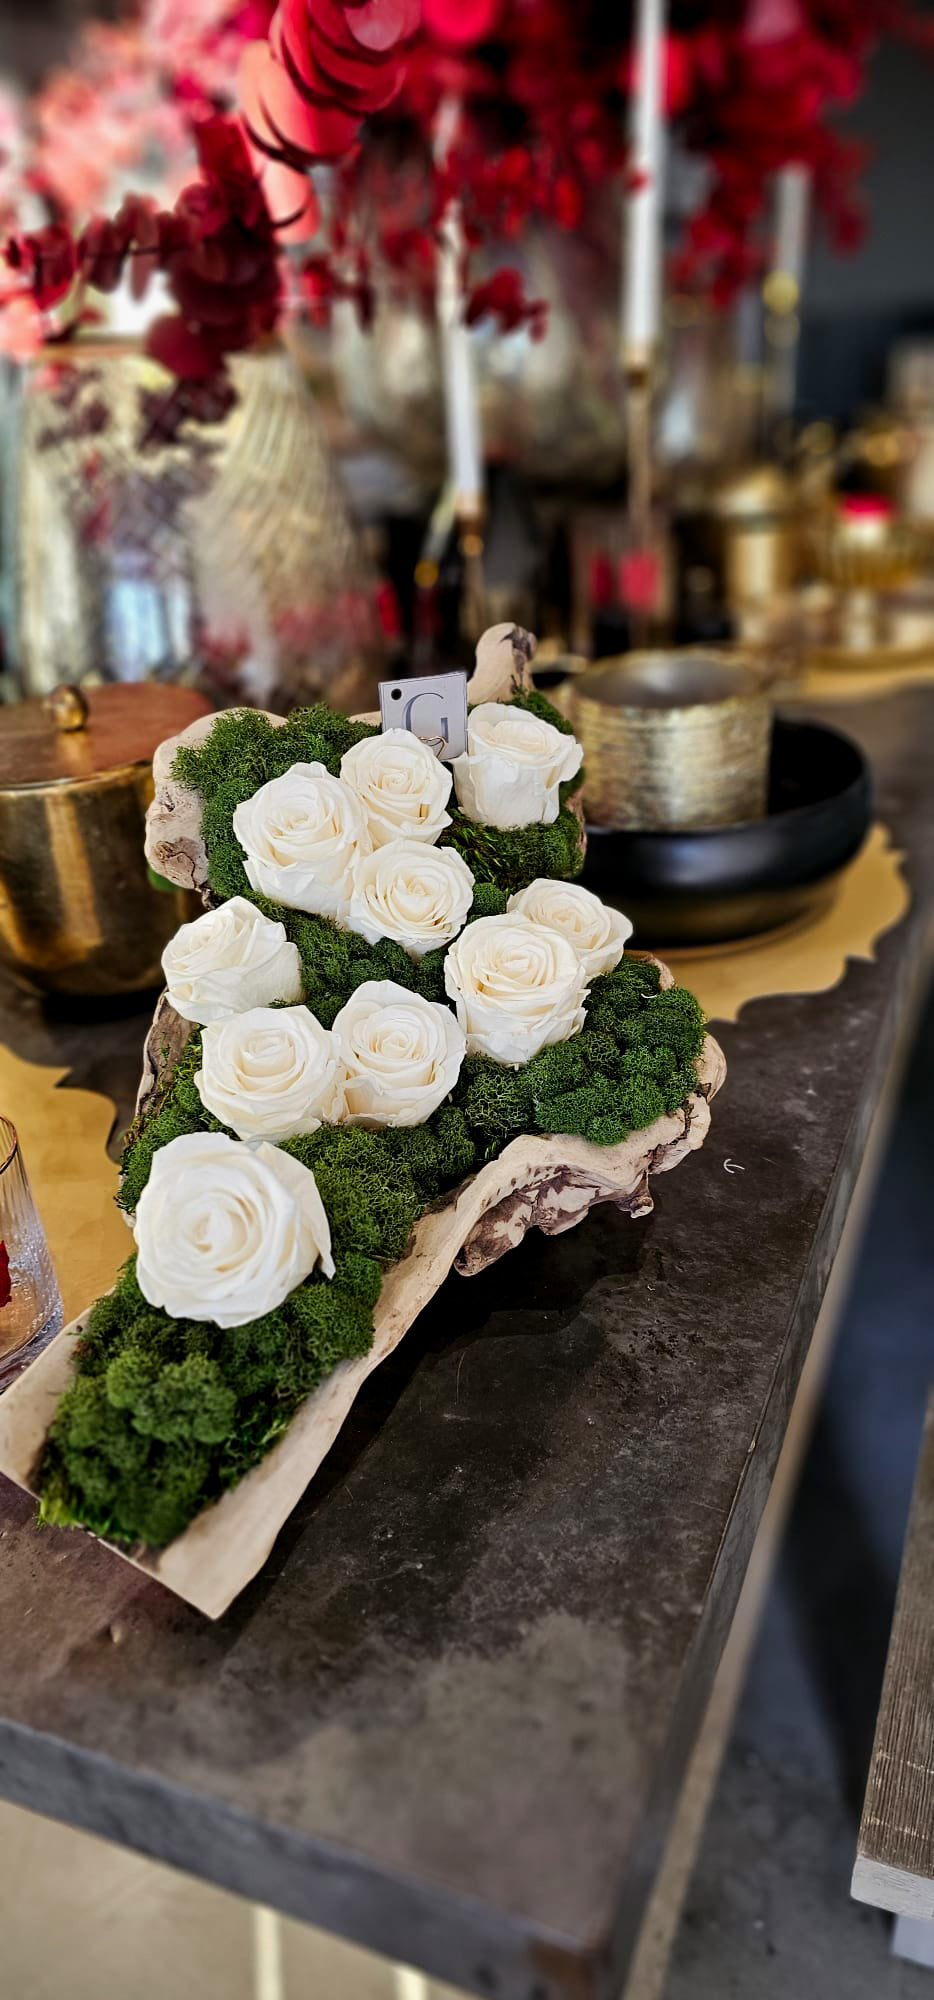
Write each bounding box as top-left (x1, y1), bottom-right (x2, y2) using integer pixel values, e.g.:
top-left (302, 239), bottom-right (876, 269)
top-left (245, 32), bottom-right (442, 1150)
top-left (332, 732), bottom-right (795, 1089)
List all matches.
top-left (567, 650), bottom-right (772, 831)
top-left (0, 682), bottom-right (211, 997)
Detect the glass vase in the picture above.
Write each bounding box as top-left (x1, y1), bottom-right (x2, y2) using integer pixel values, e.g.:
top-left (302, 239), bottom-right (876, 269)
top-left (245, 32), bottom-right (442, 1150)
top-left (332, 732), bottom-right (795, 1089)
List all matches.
top-left (8, 340), bottom-right (385, 715)
top-left (0, 1119), bottom-right (63, 1387)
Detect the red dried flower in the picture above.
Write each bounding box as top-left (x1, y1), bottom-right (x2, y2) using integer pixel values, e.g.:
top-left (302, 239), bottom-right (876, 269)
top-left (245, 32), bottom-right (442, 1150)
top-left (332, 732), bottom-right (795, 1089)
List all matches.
top-left (422, 0), bottom-right (502, 46)
top-left (465, 267), bottom-right (548, 341)
top-left (6, 223), bottom-right (77, 310)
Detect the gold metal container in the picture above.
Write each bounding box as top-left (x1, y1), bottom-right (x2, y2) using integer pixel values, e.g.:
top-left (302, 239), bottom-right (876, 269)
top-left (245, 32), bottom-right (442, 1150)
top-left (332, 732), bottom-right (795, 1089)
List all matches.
top-left (567, 651), bottom-right (772, 831)
top-left (807, 495), bottom-right (925, 654)
top-left (0, 683), bottom-right (211, 997)
top-left (713, 464), bottom-right (798, 637)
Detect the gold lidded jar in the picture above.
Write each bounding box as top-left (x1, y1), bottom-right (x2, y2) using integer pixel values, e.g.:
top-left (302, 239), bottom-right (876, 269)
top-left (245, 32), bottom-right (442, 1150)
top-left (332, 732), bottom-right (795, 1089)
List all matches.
top-left (0, 682), bottom-right (211, 997)
top-left (566, 650), bottom-right (773, 832)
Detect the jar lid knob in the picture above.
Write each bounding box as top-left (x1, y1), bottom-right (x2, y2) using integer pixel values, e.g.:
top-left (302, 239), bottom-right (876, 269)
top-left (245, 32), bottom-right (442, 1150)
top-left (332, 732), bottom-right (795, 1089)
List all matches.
top-left (45, 684), bottom-right (89, 733)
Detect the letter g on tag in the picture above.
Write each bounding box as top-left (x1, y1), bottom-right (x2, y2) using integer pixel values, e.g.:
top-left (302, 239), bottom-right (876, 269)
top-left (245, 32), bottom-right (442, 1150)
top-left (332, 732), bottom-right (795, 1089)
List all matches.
top-left (378, 672), bottom-right (469, 762)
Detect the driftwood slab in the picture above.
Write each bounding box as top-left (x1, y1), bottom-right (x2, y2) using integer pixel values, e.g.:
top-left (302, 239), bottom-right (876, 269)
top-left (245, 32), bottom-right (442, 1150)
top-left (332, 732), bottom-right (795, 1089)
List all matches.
top-left (0, 621), bottom-right (725, 1618)
top-left (0, 1025), bottom-right (724, 1620)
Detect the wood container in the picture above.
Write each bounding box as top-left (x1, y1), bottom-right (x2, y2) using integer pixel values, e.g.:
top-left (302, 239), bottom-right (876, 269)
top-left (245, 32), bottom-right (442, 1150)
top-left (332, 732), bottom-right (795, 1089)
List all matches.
top-left (567, 650), bottom-right (772, 832)
top-left (0, 682), bottom-right (211, 997)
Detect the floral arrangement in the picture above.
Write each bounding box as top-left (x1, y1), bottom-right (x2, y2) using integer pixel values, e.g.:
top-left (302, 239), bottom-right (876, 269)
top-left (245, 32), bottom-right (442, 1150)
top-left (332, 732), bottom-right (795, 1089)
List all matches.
top-left (5, 0), bottom-right (275, 231)
top-left (37, 672), bottom-right (711, 1554)
top-left (2, 0), bottom-right (931, 390)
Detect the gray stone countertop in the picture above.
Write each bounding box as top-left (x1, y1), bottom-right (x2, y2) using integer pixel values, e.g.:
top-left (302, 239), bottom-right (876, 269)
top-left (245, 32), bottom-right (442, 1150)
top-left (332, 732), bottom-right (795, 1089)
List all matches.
top-left (0, 688), bottom-right (931, 2000)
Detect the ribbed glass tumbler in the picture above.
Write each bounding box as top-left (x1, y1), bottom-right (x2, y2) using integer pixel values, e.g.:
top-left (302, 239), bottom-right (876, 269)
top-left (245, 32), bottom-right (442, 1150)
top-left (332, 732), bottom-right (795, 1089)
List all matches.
top-left (0, 1118), bottom-right (63, 1388)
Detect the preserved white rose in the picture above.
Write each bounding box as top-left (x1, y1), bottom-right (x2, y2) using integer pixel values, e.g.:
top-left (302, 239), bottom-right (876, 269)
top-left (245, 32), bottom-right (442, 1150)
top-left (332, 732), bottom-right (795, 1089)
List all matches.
top-left (195, 1006), bottom-right (343, 1142)
top-left (340, 728), bottom-right (453, 847)
top-left (134, 1131), bottom-right (334, 1327)
top-left (162, 897), bottom-right (302, 1026)
top-left (443, 913), bottom-right (588, 1066)
top-left (232, 763), bottom-right (370, 922)
top-left (332, 980), bottom-right (466, 1127)
top-left (507, 879), bottom-right (633, 981)
top-left (348, 840), bottom-right (474, 959)
top-left (452, 703), bottom-right (583, 829)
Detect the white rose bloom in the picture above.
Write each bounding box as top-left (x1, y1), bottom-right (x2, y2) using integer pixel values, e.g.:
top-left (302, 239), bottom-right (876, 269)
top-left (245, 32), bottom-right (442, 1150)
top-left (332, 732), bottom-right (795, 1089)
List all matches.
top-left (232, 762), bottom-right (370, 921)
top-left (507, 879), bottom-right (633, 982)
top-left (134, 1131), bottom-right (334, 1327)
top-left (452, 703), bottom-right (583, 830)
top-left (340, 728), bottom-right (453, 848)
top-left (332, 980), bottom-right (466, 1128)
top-left (195, 1006), bottom-right (344, 1143)
top-left (444, 914), bottom-right (588, 1067)
top-left (348, 840), bottom-right (474, 960)
top-left (162, 896), bottom-right (303, 1026)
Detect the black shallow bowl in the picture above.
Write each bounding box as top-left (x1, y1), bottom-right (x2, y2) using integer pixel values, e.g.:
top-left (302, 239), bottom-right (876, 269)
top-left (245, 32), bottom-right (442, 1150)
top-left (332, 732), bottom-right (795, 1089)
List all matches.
top-left (582, 716), bottom-right (873, 946)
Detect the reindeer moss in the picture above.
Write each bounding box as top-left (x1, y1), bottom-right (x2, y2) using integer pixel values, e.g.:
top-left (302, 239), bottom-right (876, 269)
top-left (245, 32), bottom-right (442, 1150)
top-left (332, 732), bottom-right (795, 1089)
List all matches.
top-left (438, 802), bottom-right (583, 895)
top-left (39, 958), bottom-right (706, 1551)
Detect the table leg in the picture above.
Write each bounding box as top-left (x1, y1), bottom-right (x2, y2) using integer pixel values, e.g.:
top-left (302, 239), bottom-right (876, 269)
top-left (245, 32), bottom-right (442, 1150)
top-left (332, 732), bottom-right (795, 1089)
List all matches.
top-left (253, 1906), bottom-right (286, 2000)
top-left (393, 1968), bottom-right (433, 2000)
top-left (893, 1915), bottom-right (934, 1967)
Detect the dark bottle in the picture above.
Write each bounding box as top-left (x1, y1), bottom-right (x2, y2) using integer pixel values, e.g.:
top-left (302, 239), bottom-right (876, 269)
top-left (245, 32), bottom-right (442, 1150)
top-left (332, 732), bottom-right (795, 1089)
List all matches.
top-left (674, 564), bottom-right (735, 644)
top-left (412, 487), bottom-right (487, 676)
top-left (411, 464), bottom-right (545, 673)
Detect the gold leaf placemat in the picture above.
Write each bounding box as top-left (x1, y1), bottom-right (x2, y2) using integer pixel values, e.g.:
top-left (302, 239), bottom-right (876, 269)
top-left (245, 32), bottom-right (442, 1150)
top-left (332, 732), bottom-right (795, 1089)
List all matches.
top-left (799, 654), bottom-right (934, 703)
top-left (663, 823), bottom-right (909, 1024)
top-left (0, 1045), bottom-right (129, 1324)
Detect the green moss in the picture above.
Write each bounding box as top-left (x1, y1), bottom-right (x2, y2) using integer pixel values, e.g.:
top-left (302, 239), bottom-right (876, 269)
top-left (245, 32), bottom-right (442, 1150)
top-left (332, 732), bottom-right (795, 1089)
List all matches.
top-left (38, 1226), bottom-right (383, 1548)
top-left (172, 703), bottom-right (380, 907)
top-left (468, 881), bottom-right (508, 919)
top-left (254, 902), bottom-right (425, 1028)
top-left (510, 685), bottom-right (576, 735)
top-left (172, 703), bottom-right (379, 803)
top-left (44, 951), bottom-right (706, 1553)
top-left (438, 803), bottom-right (584, 895)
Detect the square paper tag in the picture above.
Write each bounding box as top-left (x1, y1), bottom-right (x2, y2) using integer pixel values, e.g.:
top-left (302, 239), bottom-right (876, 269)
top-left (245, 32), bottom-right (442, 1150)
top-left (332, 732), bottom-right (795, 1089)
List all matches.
top-left (378, 671), bottom-right (469, 762)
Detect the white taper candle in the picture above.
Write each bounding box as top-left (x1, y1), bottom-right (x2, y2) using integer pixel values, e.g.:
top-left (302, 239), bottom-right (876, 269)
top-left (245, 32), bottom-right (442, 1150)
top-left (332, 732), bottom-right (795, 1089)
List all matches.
top-left (435, 97), bottom-right (483, 515)
top-left (773, 163), bottom-right (811, 301)
top-left (623, 0), bottom-right (668, 369)
top-left (766, 162), bottom-right (811, 417)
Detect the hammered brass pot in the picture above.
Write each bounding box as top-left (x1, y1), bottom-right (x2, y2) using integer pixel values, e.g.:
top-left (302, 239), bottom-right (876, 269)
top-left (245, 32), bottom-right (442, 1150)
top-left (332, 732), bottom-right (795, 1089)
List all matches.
top-left (567, 651), bottom-right (773, 832)
top-left (0, 683), bottom-right (211, 997)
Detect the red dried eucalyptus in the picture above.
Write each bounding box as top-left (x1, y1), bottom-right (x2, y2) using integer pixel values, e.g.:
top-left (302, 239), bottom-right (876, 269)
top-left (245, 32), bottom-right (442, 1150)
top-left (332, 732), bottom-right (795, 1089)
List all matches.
top-left (1, 0), bottom-right (932, 392)
top-left (3, 118), bottom-right (283, 429)
top-left (0, 1242), bottom-right (10, 1311)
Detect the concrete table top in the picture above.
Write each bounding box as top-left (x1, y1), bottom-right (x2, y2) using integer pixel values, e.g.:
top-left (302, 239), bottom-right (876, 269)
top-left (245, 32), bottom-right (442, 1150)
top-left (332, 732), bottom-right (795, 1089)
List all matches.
top-left (0, 689), bottom-right (931, 2000)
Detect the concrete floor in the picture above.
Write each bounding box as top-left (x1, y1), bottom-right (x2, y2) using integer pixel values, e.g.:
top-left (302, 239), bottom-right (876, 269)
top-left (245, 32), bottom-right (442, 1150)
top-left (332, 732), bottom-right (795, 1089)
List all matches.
top-left (0, 986), bottom-right (931, 2000)
top-left (663, 978), bottom-right (934, 1999)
